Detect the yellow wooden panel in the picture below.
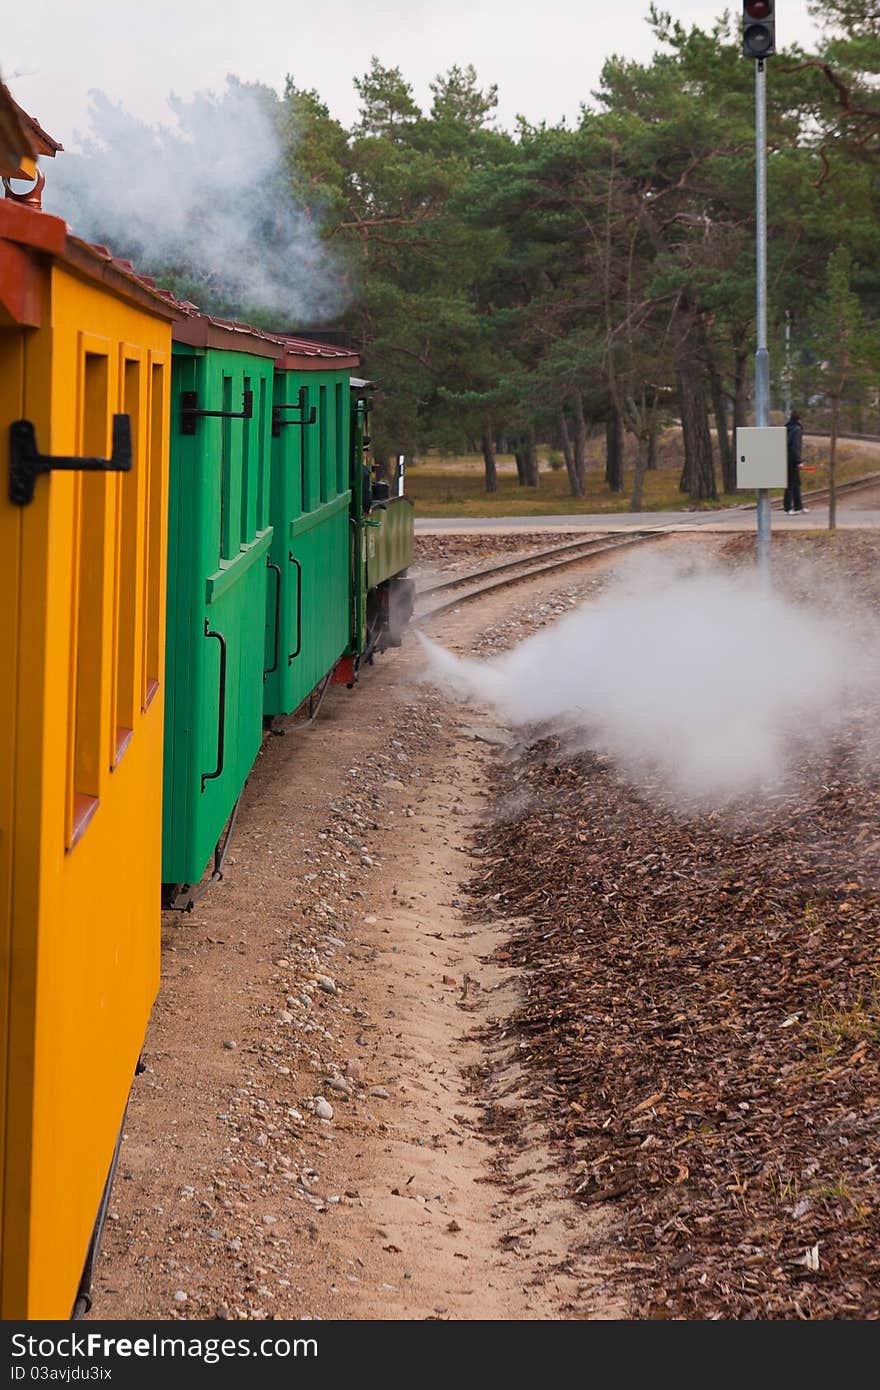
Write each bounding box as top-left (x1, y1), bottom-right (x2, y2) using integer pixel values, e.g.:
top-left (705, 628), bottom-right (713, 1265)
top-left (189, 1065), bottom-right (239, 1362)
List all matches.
top-left (0, 327), bottom-right (26, 1294)
top-left (1, 269), bottom-right (53, 1315)
top-left (1, 259), bottom-right (171, 1317)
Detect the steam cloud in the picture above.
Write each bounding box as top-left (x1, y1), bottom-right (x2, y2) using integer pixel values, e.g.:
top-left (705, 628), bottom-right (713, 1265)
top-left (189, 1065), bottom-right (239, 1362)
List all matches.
top-left (43, 78), bottom-right (345, 325)
top-left (420, 552), bottom-right (880, 807)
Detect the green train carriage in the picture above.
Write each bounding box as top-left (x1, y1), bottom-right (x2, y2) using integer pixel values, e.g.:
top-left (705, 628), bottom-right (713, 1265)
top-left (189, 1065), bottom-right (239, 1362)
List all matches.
top-left (162, 324), bottom-right (414, 899)
top-left (263, 336), bottom-right (357, 718)
top-left (162, 310), bottom-right (280, 895)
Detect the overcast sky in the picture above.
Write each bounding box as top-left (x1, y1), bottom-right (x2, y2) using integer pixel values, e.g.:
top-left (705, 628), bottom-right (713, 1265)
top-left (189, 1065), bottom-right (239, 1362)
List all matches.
top-left (5, 2), bottom-right (823, 149)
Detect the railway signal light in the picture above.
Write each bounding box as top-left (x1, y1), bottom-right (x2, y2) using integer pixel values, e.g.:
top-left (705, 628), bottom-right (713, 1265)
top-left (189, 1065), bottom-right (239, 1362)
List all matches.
top-left (743, 0), bottom-right (776, 58)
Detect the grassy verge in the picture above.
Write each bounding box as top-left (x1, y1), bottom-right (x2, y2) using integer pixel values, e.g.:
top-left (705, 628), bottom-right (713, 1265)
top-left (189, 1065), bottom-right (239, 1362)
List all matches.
top-left (404, 436), bottom-right (878, 518)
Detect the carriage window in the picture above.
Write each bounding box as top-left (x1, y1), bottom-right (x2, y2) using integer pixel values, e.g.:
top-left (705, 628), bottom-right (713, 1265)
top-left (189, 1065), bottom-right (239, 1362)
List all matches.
top-left (256, 376), bottom-right (267, 529)
top-left (220, 375), bottom-right (233, 558)
top-left (70, 349), bottom-right (109, 845)
top-left (240, 375), bottom-right (252, 544)
top-left (301, 385), bottom-right (312, 512)
top-left (319, 384), bottom-right (328, 503)
top-left (113, 354), bottom-right (141, 765)
top-left (144, 358), bottom-right (166, 708)
top-left (335, 382), bottom-right (345, 493)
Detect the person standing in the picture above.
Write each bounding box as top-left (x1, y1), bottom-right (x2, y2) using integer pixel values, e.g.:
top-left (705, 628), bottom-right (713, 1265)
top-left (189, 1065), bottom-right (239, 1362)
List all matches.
top-left (784, 411), bottom-right (807, 515)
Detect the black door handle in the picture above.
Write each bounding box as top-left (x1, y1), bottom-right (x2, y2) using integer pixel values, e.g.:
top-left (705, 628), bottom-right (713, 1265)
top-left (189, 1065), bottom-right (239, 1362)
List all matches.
top-left (9, 414), bottom-right (132, 506)
top-left (264, 558), bottom-right (282, 679)
top-left (288, 552), bottom-right (302, 663)
top-left (201, 620), bottom-right (227, 790)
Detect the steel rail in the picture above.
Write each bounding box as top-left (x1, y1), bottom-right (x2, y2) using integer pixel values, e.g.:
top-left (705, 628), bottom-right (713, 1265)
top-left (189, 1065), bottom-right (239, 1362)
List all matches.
top-left (773, 470), bottom-right (880, 509)
top-left (416, 530), bottom-right (664, 600)
top-left (415, 530), bottom-right (667, 623)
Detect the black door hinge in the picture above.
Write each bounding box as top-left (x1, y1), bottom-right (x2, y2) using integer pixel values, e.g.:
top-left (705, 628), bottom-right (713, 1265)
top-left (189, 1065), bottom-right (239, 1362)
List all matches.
top-left (180, 389), bottom-right (253, 435)
top-left (272, 384), bottom-right (317, 437)
top-left (9, 416), bottom-right (132, 506)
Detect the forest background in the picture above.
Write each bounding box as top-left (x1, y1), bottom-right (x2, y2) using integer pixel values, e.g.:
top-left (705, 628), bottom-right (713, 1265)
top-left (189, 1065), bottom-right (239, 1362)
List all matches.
top-left (53, 2), bottom-right (880, 509)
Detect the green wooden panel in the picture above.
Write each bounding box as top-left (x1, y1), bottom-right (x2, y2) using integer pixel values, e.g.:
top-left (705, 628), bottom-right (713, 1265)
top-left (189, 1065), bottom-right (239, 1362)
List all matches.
top-left (263, 366), bottom-right (352, 717)
top-left (163, 343), bottom-right (275, 887)
top-left (349, 394), bottom-right (369, 656)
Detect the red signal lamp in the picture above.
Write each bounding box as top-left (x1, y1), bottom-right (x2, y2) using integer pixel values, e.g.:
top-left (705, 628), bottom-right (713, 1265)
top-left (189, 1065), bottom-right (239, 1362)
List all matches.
top-left (742, 0), bottom-right (776, 58)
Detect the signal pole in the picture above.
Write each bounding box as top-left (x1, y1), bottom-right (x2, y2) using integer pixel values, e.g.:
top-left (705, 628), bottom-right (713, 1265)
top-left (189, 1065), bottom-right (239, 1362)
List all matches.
top-left (742, 0), bottom-right (776, 577)
top-left (754, 55), bottom-right (771, 579)
top-left (736, 6), bottom-right (785, 571)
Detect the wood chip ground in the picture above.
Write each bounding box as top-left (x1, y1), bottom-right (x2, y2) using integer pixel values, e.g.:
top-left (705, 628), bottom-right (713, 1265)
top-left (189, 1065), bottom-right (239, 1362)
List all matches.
top-left (468, 532), bottom-right (880, 1319)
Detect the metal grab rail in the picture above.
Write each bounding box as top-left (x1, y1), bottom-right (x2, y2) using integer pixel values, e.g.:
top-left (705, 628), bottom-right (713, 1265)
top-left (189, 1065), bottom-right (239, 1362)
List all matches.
top-left (9, 414), bottom-right (132, 506)
top-left (288, 552), bottom-right (302, 663)
top-left (264, 558), bottom-right (282, 679)
top-left (201, 620), bottom-right (227, 791)
top-left (180, 389), bottom-right (253, 435)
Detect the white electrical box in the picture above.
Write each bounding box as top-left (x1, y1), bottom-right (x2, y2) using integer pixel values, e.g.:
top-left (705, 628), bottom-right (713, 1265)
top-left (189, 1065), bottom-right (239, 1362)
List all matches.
top-left (736, 426), bottom-right (786, 488)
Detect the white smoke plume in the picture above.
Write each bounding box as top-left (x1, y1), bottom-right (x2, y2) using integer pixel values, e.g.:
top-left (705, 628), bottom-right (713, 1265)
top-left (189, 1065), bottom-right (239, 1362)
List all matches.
top-left (43, 78), bottom-right (345, 325)
top-left (420, 551), bottom-right (880, 807)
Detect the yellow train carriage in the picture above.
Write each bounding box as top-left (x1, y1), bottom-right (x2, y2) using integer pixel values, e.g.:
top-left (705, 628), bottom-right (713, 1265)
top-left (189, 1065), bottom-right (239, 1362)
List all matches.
top-left (0, 198), bottom-right (175, 1316)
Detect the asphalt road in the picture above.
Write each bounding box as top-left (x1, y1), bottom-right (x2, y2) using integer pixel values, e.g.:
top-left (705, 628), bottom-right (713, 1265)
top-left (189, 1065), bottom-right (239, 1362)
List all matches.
top-left (416, 503), bottom-right (880, 535)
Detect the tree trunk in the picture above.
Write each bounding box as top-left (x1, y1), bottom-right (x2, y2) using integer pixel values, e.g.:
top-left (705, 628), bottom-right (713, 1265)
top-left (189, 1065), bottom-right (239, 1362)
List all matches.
top-left (523, 426), bottom-right (539, 487)
top-left (481, 430), bottom-right (497, 493)
top-left (829, 392), bottom-right (839, 532)
top-left (733, 348), bottom-right (749, 433)
top-left (647, 430), bottom-right (657, 470)
top-left (703, 329), bottom-right (734, 493)
top-left (852, 389), bottom-right (863, 435)
top-left (558, 409), bottom-right (583, 497)
top-left (630, 436), bottom-right (650, 510)
top-left (513, 443), bottom-right (527, 486)
top-left (605, 407), bottom-right (624, 492)
top-left (676, 309), bottom-right (717, 502)
top-left (571, 392), bottom-right (588, 494)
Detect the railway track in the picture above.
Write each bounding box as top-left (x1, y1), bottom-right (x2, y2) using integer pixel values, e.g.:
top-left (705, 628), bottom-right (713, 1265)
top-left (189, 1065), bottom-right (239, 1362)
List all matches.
top-left (415, 529), bottom-right (667, 622)
top-left (414, 469), bottom-right (880, 623)
top-left (775, 470), bottom-right (880, 509)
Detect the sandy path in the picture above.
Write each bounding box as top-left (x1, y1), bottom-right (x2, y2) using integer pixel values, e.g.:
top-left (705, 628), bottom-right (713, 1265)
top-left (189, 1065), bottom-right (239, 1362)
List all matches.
top-left (92, 547), bottom-right (640, 1321)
